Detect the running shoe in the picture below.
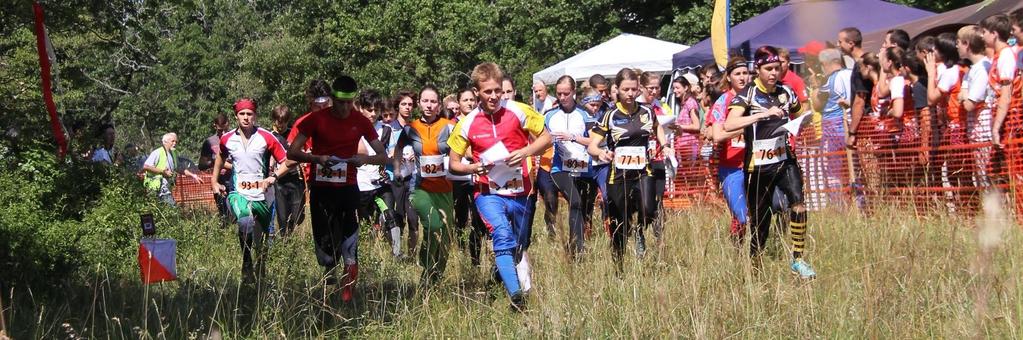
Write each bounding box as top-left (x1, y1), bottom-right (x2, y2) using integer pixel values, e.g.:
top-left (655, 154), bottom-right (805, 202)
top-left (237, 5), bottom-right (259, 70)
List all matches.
top-left (790, 259), bottom-right (816, 279)
top-left (509, 292), bottom-right (526, 312)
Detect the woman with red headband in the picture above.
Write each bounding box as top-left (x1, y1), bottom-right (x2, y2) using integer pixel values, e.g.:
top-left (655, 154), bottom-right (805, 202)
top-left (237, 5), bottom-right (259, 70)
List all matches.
top-left (724, 46), bottom-right (816, 279)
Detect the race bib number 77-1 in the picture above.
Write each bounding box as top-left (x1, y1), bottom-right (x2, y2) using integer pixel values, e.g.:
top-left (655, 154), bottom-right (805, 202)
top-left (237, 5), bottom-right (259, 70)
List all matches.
top-left (614, 146), bottom-right (648, 170)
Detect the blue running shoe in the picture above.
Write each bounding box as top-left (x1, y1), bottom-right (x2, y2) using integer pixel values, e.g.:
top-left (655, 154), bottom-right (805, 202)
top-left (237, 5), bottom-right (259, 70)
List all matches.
top-left (790, 259), bottom-right (816, 279)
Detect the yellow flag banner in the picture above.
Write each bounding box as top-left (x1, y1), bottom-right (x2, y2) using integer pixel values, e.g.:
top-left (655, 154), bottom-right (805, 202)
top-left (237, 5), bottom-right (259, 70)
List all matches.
top-left (710, 0), bottom-right (730, 69)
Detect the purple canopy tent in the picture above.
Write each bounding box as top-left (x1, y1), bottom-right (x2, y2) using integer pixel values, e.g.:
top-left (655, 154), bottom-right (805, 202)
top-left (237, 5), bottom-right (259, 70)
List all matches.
top-left (671, 0), bottom-right (934, 68)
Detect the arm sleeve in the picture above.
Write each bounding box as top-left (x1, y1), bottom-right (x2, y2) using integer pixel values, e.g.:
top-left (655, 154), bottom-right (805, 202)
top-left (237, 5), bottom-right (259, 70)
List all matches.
top-left (708, 96), bottom-right (727, 125)
top-left (821, 74), bottom-right (835, 95)
top-left (937, 67), bottom-right (959, 92)
top-left (590, 110), bottom-right (610, 137)
top-left (889, 77), bottom-right (906, 99)
top-left (295, 113), bottom-right (315, 141)
top-left (998, 48), bottom-right (1017, 81)
top-left (543, 111), bottom-right (554, 133)
top-left (144, 150), bottom-right (160, 167)
top-left (446, 120), bottom-right (470, 156)
top-left (521, 107), bottom-right (546, 136)
top-left (360, 116), bottom-right (379, 141)
top-left (966, 68), bottom-right (989, 103)
top-left (787, 87), bottom-right (803, 113)
top-left (267, 134), bottom-right (288, 162)
top-left (218, 135), bottom-right (230, 158)
top-left (727, 92), bottom-right (749, 112)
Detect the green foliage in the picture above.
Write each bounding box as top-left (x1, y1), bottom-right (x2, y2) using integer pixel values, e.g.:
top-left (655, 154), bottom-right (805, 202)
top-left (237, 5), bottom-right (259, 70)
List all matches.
top-left (0, 150), bottom-right (169, 286)
top-left (657, 0), bottom-right (784, 45)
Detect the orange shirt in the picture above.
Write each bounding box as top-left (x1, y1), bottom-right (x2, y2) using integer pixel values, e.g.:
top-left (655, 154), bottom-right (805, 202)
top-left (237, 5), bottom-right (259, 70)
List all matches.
top-left (400, 117), bottom-right (453, 193)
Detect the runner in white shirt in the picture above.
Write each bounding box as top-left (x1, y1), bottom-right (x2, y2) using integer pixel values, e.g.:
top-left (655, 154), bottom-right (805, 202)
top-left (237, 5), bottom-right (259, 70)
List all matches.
top-left (212, 98), bottom-right (293, 282)
top-left (544, 75), bottom-right (597, 259)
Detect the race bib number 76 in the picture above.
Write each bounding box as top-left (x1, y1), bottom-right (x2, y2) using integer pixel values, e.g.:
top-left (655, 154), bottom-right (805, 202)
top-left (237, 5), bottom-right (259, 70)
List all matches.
top-left (751, 137), bottom-right (788, 166)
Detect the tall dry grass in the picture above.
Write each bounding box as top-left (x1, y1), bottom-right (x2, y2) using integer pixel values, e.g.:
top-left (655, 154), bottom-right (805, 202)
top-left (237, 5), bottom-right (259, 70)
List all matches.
top-left (6, 201), bottom-right (1021, 338)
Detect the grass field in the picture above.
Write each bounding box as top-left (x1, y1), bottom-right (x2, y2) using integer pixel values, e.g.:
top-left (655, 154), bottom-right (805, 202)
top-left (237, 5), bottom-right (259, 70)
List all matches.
top-left (6, 195), bottom-right (1022, 339)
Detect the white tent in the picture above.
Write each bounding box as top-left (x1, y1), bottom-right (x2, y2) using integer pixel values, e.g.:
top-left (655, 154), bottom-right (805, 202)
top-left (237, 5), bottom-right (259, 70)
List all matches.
top-left (532, 33), bottom-right (689, 85)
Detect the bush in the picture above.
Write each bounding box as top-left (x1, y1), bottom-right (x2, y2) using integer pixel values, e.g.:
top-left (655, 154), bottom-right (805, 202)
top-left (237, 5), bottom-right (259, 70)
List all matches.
top-left (0, 146), bottom-right (172, 287)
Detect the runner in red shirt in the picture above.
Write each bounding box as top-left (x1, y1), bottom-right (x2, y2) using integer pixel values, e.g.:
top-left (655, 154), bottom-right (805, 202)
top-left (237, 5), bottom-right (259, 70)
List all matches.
top-left (706, 57), bottom-right (751, 239)
top-left (287, 75), bottom-right (387, 302)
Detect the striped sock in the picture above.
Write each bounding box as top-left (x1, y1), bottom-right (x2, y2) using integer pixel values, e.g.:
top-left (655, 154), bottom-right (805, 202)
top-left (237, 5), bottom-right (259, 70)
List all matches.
top-left (790, 211), bottom-right (807, 259)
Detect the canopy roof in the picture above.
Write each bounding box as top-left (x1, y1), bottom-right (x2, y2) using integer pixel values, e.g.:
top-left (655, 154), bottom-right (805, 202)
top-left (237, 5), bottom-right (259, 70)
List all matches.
top-left (862, 0), bottom-right (1023, 52)
top-left (533, 33), bottom-right (689, 84)
top-left (672, 0), bottom-right (933, 68)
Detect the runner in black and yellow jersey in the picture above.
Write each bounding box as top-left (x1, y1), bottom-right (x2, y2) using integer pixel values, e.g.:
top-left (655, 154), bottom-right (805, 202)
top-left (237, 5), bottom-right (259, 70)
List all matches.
top-left (587, 68), bottom-right (671, 272)
top-left (723, 46), bottom-right (816, 279)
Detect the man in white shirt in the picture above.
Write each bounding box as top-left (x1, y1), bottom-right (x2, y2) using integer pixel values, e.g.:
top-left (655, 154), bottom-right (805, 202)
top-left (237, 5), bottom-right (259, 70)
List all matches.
top-left (532, 80), bottom-right (556, 113)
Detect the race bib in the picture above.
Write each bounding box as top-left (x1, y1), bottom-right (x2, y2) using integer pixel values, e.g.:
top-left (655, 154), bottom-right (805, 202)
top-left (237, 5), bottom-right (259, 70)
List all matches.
top-left (315, 162), bottom-right (348, 183)
top-left (419, 155), bottom-right (447, 178)
top-left (614, 146), bottom-right (648, 170)
top-left (561, 144), bottom-right (590, 173)
top-left (751, 137), bottom-right (788, 166)
top-left (235, 173), bottom-right (265, 200)
top-left (730, 135), bottom-right (746, 148)
top-left (592, 146), bottom-right (610, 166)
top-left (488, 172), bottom-right (525, 196)
top-left (647, 139), bottom-right (659, 159)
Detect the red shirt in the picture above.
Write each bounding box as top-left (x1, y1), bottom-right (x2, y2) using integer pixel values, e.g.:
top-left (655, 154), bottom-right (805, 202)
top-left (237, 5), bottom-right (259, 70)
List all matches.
top-left (287, 112), bottom-right (315, 181)
top-left (296, 107), bottom-right (378, 187)
top-left (781, 70), bottom-right (808, 104)
top-left (707, 90), bottom-right (744, 169)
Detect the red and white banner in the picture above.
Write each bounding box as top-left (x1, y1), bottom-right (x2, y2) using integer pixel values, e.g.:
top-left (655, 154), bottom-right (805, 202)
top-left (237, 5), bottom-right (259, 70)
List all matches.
top-left (32, 1), bottom-right (68, 158)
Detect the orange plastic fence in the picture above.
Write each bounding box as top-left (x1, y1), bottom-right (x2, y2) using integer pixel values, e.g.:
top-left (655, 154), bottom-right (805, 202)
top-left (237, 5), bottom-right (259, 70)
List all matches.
top-left (666, 110), bottom-right (1023, 221)
top-left (172, 173), bottom-right (215, 210)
